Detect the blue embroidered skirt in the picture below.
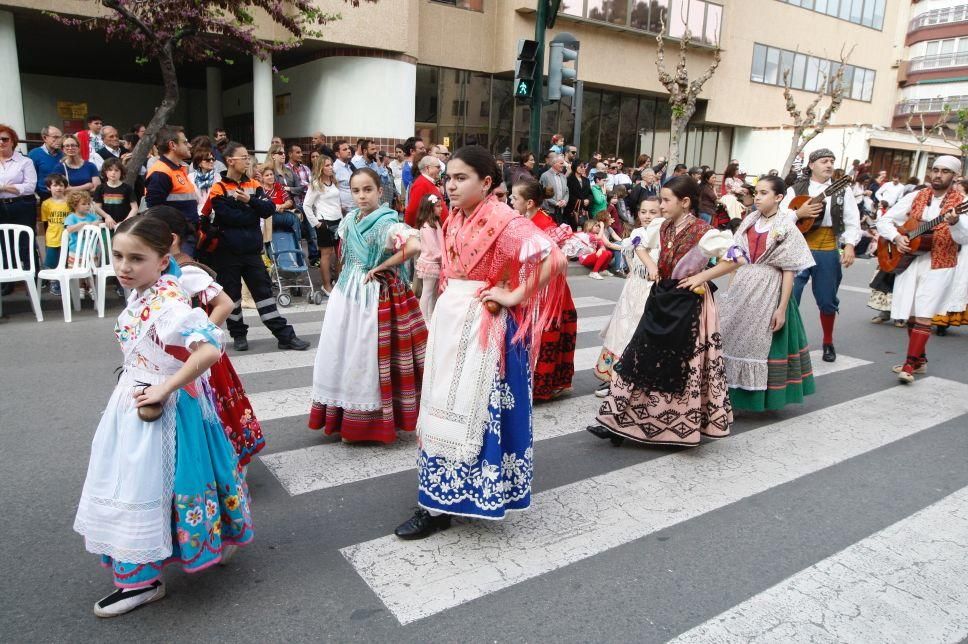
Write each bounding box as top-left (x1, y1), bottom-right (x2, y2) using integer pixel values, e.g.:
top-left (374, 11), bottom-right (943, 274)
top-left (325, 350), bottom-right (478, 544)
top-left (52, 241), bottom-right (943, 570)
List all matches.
top-left (417, 320), bottom-right (534, 520)
top-left (102, 388), bottom-right (254, 588)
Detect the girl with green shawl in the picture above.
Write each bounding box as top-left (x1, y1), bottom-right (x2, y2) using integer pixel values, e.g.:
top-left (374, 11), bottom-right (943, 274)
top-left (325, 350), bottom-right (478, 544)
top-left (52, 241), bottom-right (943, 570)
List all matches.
top-left (308, 168), bottom-right (427, 442)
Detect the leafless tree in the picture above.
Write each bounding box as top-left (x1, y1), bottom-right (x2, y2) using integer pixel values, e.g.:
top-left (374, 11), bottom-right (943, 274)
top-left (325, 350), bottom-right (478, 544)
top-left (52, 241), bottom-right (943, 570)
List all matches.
top-left (780, 46), bottom-right (856, 177)
top-left (905, 112), bottom-right (932, 176)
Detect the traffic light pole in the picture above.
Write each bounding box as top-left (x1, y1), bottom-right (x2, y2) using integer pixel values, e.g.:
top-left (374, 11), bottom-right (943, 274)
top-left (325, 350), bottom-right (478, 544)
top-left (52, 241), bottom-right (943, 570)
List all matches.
top-left (529, 0), bottom-right (547, 157)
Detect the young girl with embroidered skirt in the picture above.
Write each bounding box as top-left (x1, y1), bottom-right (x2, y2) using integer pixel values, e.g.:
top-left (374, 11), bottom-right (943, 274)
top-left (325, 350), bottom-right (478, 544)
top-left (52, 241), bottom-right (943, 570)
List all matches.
top-left (74, 216), bottom-right (252, 618)
top-left (414, 193), bottom-right (445, 322)
top-left (147, 205), bottom-right (266, 466)
top-left (589, 175), bottom-right (733, 447)
top-left (594, 196), bottom-right (663, 396)
top-left (308, 168), bottom-right (427, 443)
top-left (395, 146), bottom-right (566, 540)
top-left (510, 178), bottom-right (578, 401)
top-left (704, 176), bottom-right (816, 411)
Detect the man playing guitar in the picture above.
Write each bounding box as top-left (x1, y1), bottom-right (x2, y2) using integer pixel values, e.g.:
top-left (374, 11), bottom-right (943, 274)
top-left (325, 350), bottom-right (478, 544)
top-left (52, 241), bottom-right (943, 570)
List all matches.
top-left (781, 148), bottom-right (861, 363)
top-left (876, 155), bottom-right (968, 383)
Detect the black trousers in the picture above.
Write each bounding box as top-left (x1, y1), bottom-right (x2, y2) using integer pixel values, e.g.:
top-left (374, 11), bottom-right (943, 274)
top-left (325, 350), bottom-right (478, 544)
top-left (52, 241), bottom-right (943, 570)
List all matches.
top-left (209, 250), bottom-right (295, 341)
top-left (0, 198), bottom-right (38, 272)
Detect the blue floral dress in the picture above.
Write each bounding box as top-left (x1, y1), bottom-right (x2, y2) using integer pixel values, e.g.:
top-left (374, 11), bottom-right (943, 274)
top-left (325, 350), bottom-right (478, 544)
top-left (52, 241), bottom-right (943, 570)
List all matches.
top-left (74, 275), bottom-right (253, 588)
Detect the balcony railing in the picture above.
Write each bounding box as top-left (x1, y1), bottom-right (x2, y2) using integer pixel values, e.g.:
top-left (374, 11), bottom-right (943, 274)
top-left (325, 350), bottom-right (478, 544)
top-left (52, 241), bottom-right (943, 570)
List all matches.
top-left (908, 52), bottom-right (968, 72)
top-left (909, 5), bottom-right (968, 31)
top-left (896, 96), bottom-right (968, 115)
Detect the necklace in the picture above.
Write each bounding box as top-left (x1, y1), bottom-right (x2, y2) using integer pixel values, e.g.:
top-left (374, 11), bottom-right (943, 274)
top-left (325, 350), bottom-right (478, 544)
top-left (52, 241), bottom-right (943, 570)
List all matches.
top-left (667, 213), bottom-right (694, 248)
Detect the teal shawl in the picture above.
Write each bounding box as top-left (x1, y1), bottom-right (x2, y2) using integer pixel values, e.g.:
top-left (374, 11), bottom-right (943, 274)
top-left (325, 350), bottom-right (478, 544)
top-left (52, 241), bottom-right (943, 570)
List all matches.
top-left (336, 205), bottom-right (411, 303)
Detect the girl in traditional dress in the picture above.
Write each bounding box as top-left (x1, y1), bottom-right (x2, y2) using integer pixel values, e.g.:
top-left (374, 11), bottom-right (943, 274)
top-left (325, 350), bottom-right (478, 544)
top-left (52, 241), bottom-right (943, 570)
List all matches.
top-left (588, 175), bottom-right (733, 447)
top-left (147, 205), bottom-right (266, 466)
top-left (414, 193), bottom-right (444, 321)
top-left (74, 216), bottom-right (252, 617)
top-left (510, 178), bottom-right (577, 401)
top-left (308, 168), bottom-right (426, 443)
top-left (594, 196), bottom-right (663, 397)
top-left (395, 146), bottom-right (566, 540)
top-left (707, 176), bottom-right (817, 411)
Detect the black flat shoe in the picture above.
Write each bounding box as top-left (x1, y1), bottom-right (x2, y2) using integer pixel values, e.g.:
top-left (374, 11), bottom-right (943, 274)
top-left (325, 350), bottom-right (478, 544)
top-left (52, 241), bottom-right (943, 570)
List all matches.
top-left (394, 509), bottom-right (451, 540)
top-left (936, 326), bottom-right (948, 336)
top-left (587, 424), bottom-right (618, 440)
top-left (822, 343), bottom-right (836, 362)
top-left (233, 336), bottom-right (249, 352)
top-left (278, 336), bottom-right (310, 351)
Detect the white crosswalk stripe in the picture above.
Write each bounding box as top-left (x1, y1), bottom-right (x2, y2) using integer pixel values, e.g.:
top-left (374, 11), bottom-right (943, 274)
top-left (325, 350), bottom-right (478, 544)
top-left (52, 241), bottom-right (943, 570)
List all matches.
top-left (669, 485), bottom-right (968, 644)
top-left (339, 377), bottom-right (968, 625)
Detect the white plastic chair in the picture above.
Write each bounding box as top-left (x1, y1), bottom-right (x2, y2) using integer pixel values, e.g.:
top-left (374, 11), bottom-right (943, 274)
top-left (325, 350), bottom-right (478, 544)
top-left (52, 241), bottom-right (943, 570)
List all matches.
top-left (0, 224), bottom-right (43, 321)
top-left (95, 227), bottom-right (119, 318)
top-left (37, 225), bottom-right (101, 322)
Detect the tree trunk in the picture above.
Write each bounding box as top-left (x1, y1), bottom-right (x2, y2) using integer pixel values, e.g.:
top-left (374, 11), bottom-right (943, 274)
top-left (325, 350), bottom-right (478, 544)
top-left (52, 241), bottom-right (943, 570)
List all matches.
top-left (124, 44), bottom-right (180, 189)
top-left (667, 112), bottom-right (692, 169)
top-left (780, 128), bottom-right (803, 178)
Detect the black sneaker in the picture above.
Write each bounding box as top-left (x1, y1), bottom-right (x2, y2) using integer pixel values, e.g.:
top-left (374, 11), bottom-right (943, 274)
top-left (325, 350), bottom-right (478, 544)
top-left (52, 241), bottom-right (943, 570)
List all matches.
top-left (93, 581), bottom-right (165, 618)
top-left (278, 335), bottom-right (310, 351)
top-left (394, 509), bottom-right (452, 540)
top-left (233, 336), bottom-right (249, 352)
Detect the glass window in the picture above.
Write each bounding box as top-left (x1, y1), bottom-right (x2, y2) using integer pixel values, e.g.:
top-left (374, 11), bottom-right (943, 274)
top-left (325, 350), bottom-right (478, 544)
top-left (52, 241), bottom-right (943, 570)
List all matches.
top-left (630, 1), bottom-right (650, 30)
top-left (872, 0), bottom-right (884, 28)
top-left (490, 77), bottom-right (513, 157)
top-left (669, 0), bottom-right (688, 37)
top-left (792, 53), bottom-right (807, 89)
top-left (801, 0), bottom-right (814, 8)
top-left (838, 0), bottom-right (851, 20)
top-left (841, 65), bottom-right (854, 98)
top-left (687, 0), bottom-right (705, 36)
top-left (580, 88), bottom-right (602, 160)
top-left (649, 0), bottom-right (669, 33)
top-left (862, 69), bottom-right (874, 101)
top-left (827, 61), bottom-right (841, 93)
top-left (942, 39), bottom-right (956, 55)
top-left (560, 0), bottom-right (584, 16)
top-left (559, 95), bottom-right (576, 153)
top-left (618, 95), bottom-right (639, 162)
top-left (817, 58), bottom-right (830, 89)
top-left (415, 65), bottom-right (440, 124)
top-left (926, 41), bottom-right (940, 57)
top-left (653, 100), bottom-right (672, 164)
top-left (714, 127), bottom-right (732, 171)
top-left (588, 0), bottom-right (628, 25)
top-left (700, 126), bottom-right (718, 168)
top-left (637, 97), bottom-right (656, 160)
top-left (599, 92), bottom-right (621, 156)
top-left (431, 0), bottom-right (484, 10)
top-left (815, 0), bottom-right (828, 12)
top-left (751, 43), bottom-right (767, 83)
top-left (780, 50), bottom-right (795, 86)
top-left (764, 46), bottom-right (780, 85)
top-left (851, 66), bottom-right (864, 99)
top-left (850, 0), bottom-right (863, 24)
top-left (804, 56), bottom-right (820, 92)
top-left (703, 3), bottom-right (721, 45)
top-left (862, 0), bottom-right (875, 26)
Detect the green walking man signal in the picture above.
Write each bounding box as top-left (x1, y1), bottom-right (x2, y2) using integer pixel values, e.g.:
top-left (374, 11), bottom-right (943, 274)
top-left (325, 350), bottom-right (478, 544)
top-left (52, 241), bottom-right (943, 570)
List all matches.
top-left (514, 38), bottom-right (539, 101)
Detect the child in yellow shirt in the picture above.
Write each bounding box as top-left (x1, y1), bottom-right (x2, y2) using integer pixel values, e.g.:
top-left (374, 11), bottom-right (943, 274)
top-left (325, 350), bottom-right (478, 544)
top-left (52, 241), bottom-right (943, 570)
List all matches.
top-left (40, 174), bottom-right (71, 296)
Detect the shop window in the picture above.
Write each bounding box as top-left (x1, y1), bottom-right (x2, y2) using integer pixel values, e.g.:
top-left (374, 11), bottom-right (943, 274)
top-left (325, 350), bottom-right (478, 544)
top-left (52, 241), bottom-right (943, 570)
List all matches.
top-left (431, 0), bottom-right (484, 11)
top-left (580, 88), bottom-right (602, 159)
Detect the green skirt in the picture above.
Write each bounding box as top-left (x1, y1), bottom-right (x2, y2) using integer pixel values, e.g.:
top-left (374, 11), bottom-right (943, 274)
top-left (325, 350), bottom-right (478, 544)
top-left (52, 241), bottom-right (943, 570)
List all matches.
top-left (729, 299), bottom-right (815, 412)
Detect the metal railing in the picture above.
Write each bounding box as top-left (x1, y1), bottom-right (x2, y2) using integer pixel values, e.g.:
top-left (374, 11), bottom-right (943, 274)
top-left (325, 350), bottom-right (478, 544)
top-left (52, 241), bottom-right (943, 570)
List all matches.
top-left (908, 52), bottom-right (968, 72)
top-left (909, 5), bottom-right (968, 31)
top-left (895, 96), bottom-right (968, 115)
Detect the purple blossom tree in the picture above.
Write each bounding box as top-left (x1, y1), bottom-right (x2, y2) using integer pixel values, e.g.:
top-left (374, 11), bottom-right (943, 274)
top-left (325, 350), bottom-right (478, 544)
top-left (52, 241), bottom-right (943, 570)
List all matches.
top-left (51, 0), bottom-right (375, 186)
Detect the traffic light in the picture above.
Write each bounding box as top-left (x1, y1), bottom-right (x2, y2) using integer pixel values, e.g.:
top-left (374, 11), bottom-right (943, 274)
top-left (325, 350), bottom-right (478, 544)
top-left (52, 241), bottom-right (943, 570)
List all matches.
top-left (548, 36), bottom-right (579, 101)
top-left (515, 39), bottom-right (539, 101)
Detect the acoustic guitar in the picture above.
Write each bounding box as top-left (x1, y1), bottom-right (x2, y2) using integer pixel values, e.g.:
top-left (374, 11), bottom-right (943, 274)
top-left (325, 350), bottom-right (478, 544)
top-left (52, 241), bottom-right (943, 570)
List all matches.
top-left (788, 176), bottom-right (854, 234)
top-left (876, 199), bottom-right (968, 274)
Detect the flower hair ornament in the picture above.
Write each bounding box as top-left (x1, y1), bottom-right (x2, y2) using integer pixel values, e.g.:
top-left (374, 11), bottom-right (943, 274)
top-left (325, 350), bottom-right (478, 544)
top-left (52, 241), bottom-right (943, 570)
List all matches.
top-left (427, 194), bottom-right (439, 205)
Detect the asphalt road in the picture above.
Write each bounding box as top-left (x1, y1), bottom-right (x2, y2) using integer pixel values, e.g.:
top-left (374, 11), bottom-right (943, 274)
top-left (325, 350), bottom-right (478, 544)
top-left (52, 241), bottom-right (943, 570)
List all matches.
top-left (1, 256), bottom-right (966, 643)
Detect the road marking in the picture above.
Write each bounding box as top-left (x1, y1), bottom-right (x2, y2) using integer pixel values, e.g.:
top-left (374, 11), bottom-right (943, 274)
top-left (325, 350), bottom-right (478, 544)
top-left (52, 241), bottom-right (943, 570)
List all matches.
top-left (573, 346), bottom-right (601, 371)
top-left (248, 386), bottom-right (312, 421)
top-left (233, 349), bottom-right (316, 375)
top-left (670, 485), bottom-right (968, 644)
top-left (246, 320), bottom-right (322, 341)
top-left (340, 377), bottom-right (968, 625)
top-left (810, 351), bottom-right (870, 377)
top-left (260, 392), bottom-right (599, 495)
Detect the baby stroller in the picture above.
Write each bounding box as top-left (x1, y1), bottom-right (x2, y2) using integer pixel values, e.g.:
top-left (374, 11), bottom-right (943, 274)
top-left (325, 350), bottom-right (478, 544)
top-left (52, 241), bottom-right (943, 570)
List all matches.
top-left (269, 228), bottom-right (324, 307)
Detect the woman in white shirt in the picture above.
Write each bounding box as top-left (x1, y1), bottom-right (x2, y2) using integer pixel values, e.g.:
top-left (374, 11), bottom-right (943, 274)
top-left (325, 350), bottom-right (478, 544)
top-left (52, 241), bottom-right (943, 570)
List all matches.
top-left (303, 154), bottom-right (343, 294)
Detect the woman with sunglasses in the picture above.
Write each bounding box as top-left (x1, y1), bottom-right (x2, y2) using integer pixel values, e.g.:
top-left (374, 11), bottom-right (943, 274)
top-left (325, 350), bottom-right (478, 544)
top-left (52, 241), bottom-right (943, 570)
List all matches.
top-left (58, 134), bottom-right (101, 193)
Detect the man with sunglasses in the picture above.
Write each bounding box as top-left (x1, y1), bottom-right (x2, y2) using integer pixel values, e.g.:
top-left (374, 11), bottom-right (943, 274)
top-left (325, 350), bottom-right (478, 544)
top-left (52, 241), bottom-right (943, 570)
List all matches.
top-left (28, 125), bottom-right (64, 202)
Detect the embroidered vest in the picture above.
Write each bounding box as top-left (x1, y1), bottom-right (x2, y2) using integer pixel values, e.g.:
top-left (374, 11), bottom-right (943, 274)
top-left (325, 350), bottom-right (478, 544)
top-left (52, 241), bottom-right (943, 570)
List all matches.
top-left (793, 178), bottom-right (845, 238)
top-left (908, 187), bottom-right (960, 270)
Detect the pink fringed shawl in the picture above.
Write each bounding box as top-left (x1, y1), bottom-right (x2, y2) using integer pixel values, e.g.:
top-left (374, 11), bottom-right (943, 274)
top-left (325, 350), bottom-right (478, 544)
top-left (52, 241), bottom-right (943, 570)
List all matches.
top-left (441, 195), bottom-right (567, 360)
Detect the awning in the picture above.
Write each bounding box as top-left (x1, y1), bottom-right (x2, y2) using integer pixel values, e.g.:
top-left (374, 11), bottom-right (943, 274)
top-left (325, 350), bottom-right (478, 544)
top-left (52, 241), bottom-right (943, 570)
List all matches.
top-left (868, 136), bottom-right (960, 155)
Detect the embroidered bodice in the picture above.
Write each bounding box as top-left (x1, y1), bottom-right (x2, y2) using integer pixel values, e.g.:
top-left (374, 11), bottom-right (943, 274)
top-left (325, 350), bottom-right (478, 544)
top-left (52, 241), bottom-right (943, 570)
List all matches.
top-left (657, 217), bottom-right (711, 279)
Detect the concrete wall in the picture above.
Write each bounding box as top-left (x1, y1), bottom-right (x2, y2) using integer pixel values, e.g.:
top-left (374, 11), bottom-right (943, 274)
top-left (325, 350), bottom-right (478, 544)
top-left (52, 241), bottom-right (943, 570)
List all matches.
top-left (19, 73), bottom-right (206, 136)
top-left (224, 56), bottom-right (416, 139)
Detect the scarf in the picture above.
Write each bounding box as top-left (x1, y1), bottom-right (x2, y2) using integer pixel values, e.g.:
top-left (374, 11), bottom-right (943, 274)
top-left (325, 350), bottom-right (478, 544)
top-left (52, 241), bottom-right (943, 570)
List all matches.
top-left (193, 168), bottom-right (216, 192)
top-left (441, 195), bottom-right (518, 279)
top-left (909, 187), bottom-right (961, 270)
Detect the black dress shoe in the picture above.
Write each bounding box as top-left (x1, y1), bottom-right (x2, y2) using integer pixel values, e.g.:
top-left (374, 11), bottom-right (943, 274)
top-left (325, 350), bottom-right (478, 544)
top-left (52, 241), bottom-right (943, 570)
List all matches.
top-left (586, 425), bottom-right (613, 440)
top-left (233, 336), bottom-right (249, 352)
top-left (936, 326), bottom-right (948, 336)
top-left (394, 509), bottom-right (451, 540)
top-left (278, 335), bottom-right (310, 351)
top-left (822, 343), bottom-right (836, 362)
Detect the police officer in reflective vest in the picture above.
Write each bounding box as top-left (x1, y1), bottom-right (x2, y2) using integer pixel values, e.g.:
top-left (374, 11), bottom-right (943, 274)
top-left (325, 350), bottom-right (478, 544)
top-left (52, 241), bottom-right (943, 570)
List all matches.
top-left (202, 141), bottom-right (310, 353)
top-left (146, 126), bottom-right (200, 256)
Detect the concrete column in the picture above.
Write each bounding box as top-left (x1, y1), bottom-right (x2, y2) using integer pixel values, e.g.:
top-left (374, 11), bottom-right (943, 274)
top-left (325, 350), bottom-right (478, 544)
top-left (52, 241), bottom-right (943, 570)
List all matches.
top-left (252, 54), bottom-right (273, 161)
top-left (206, 66), bottom-right (223, 136)
top-left (0, 11), bottom-right (26, 151)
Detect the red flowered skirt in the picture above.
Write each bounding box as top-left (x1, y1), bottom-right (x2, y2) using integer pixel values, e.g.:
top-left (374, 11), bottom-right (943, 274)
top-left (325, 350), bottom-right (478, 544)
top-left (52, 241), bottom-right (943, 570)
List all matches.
top-left (308, 274), bottom-right (427, 442)
top-left (533, 286), bottom-right (577, 401)
top-left (208, 353), bottom-right (265, 467)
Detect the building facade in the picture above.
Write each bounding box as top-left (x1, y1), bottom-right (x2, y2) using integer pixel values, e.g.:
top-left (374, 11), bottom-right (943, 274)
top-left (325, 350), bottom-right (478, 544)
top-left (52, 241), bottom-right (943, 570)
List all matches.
top-left (0, 0), bottom-right (959, 175)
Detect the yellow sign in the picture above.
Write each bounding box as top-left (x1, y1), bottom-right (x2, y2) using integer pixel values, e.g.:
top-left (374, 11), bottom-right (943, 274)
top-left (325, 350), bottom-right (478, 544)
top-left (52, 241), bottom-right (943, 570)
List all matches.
top-left (57, 101), bottom-right (88, 119)
top-left (443, 137), bottom-right (451, 148)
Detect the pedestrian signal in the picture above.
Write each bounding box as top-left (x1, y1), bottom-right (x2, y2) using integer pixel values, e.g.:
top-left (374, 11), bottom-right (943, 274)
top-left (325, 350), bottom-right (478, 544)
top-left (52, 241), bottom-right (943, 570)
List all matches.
top-left (515, 39), bottom-right (539, 101)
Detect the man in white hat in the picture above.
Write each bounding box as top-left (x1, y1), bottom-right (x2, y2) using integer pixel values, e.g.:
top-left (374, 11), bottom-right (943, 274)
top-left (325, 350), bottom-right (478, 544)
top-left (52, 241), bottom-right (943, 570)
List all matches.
top-left (782, 147), bottom-right (861, 363)
top-left (876, 155), bottom-right (968, 383)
